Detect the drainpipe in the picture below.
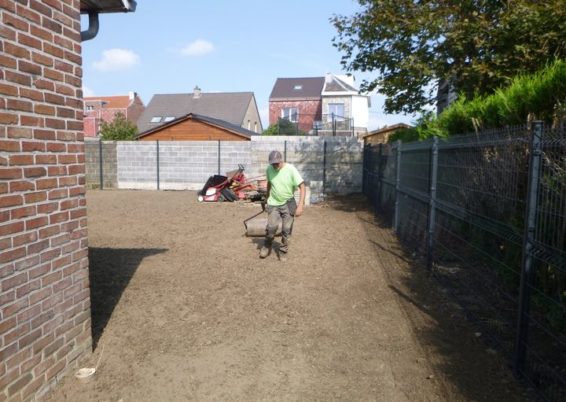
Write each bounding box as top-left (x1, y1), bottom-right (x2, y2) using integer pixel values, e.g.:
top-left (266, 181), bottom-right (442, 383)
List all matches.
top-left (81, 11), bottom-right (99, 42)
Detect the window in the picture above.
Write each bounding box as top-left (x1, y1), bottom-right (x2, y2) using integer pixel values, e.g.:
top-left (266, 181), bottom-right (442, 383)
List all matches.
top-left (328, 103), bottom-right (344, 121)
top-left (254, 122), bottom-right (258, 133)
top-left (247, 120), bottom-right (251, 130)
top-left (150, 116), bottom-right (162, 123)
top-left (163, 116), bottom-right (175, 122)
top-left (293, 84), bottom-right (303, 90)
top-left (281, 107), bottom-right (298, 123)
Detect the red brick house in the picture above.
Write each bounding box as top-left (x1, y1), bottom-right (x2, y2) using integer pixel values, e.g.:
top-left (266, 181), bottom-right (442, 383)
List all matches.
top-left (83, 92), bottom-right (145, 137)
top-left (268, 77), bottom-right (324, 133)
top-left (0, 1), bottom-right (135, 401)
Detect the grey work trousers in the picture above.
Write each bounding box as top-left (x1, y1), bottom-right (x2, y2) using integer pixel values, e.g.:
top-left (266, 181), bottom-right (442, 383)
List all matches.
top-left (265, 203), bottom-right (294, 253)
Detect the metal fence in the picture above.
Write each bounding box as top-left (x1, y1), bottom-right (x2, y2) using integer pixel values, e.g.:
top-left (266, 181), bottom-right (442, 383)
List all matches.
top-left (273, 114), bottom-right (357, 137)
top-left (363, 122), bottom-right (566, 401)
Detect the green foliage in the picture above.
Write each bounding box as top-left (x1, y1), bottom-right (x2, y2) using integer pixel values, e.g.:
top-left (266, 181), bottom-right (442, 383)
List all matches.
top-left (262, 119), bottom-right (307, 136)
top-left (389, 60), bottom-right (566, 142)
top-left (332, 1), bottom-right (566, 114)
top-left (99, 113), bottom-right (138, 141)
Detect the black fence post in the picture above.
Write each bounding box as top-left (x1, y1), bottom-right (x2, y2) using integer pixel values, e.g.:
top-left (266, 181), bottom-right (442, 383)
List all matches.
top-left (98, 139), bottom-right (104, 190)
top-left (362, 144), bottom-right (367, 195)
top-left (393, 140), bottom-right (402, 232)
top-left (322, 139), bottom-right (327, 195)
top-left (514, 121), bottom-right (543, 378)
top-left (156, 140), bottom-right (160, 190)
top-left (217, 140), bottom-right (221, 175)
top-left (284, 140), bottom-right (287, 162)
top-left (426, 137), bottom-right (439, 270)
top-left (376, 143), bottom-right (383, 211)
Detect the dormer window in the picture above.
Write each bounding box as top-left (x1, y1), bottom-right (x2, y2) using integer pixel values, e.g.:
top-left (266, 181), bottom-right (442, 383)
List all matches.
top-left (293, 85), bottom-right (303, 90)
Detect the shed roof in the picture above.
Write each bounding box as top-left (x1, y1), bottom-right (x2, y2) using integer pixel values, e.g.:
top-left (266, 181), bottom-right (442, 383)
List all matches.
top-left (137, 92), bottom-right (254, 134)
top-left (364, 123), bottom-right (411, 138)
top-left (269, 77), bottom-right (325, 100)
top-left (136, 113), bottom-right (257, 140)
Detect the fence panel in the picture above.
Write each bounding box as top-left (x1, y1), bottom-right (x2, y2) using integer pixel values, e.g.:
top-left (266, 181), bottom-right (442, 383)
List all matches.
top-left (363, 122), bottom-right (566, 401)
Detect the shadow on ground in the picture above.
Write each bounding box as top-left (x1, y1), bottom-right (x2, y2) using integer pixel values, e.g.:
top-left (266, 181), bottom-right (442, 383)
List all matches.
top-left (89, 247), bottom-right (168, 348)
top-left (326, 194), bottom-right (531, 402)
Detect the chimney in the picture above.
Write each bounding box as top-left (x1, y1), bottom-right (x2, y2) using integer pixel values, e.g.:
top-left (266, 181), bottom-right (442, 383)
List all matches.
top-left (129, 91), bottom-right (136, 100)
top-left (193, 86), bottom-right (201, 99)
top-left (325, 73), bottom-right (333, 84)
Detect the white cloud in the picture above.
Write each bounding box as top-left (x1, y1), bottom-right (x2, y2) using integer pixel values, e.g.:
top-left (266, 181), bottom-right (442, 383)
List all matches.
top-left (180, 39), bottom-right (215, 56)
top-left (93, 48), bottom-right (140, 72)
top-left (82, 86), bottom-right (95, 97)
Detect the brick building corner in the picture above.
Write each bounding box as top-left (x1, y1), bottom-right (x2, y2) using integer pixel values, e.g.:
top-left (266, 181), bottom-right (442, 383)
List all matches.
top-left (1, 1), bottom-right (91, 400)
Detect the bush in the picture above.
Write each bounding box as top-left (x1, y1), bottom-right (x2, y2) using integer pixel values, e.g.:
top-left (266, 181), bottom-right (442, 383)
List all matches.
top-left (392, 59), bottom-right (566, 142)
top-left (262, 118), bottom-right (307, 136)
top-left (99, 113), bottom-right (138, 141)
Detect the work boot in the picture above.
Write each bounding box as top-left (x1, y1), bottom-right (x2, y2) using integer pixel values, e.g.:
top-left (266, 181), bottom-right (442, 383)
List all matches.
top-left (259, 241), bottom-right (272, 259)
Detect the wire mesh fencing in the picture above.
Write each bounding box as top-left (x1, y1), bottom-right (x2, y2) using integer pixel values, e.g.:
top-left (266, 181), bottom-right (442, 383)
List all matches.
top-left (363, 122), bottom-right (566, 402)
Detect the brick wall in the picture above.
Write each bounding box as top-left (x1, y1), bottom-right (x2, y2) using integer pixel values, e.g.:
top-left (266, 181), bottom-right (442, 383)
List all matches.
top-left (0, 1), bottom-right (91, 401)
top-left (83, 108), bottom-right (125, 137)
top-left (82, 115), bottom-right (97, 137)
top-left (269, 100), bottom-right (322, 132)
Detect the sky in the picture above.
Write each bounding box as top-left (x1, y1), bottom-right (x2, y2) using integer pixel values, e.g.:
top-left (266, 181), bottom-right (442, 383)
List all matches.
top-left (80, 0), bottom-right (415, 131)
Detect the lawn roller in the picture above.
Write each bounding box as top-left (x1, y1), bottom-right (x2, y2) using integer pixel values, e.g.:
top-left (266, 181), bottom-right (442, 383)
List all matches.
top-left (243, 202), bottom-right (282, 237)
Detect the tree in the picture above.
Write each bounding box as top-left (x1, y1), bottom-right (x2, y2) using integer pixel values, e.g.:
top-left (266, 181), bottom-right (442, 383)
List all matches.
top-left (331, 1), bottom-right (566, 114)
top-left (262, 118), bottom-right (307, 136)
top-left (99, 112), bottom-right (138, 140)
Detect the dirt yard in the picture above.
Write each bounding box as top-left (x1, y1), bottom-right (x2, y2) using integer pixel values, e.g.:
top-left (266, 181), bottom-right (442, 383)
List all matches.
top-left (43, 190), bottom-right (530, 401)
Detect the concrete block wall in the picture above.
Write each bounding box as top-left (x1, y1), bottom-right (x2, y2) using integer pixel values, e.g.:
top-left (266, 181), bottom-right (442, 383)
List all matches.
top-left (158, 142), bottom-right (252, 190)
top-left (84, 139), bottom-right (117, 189)
top-left (117, 141), bottom-right (158, 190)
top-left (0, 1), bottom-right (91, 401)
top-left (87, 137), bottom-right (363, 198)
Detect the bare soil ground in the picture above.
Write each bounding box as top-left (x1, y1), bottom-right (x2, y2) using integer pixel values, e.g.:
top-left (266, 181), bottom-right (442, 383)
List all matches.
top-left (43, 190), bottom-right (531, 402)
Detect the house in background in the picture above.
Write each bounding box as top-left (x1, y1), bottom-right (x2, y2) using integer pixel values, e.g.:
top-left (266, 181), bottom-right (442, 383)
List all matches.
top-left (268, 74), bottom-right (370, 137)
top-left (84, 92), bottom-right (145, 137)
top-left (136, 113), bottom-right (256, 141)
top-left (136, 87), bottom-right (262, 137)
top-left (321, 73), bottom-right (370, 138)
top-left (363, 123), bottom-right (412, 145)
top-left (269, 77), bottom-right (325, 133)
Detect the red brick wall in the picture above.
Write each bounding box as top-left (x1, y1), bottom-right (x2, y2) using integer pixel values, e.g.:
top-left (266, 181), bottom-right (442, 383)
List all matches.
top-left (269, 100), bottom-right (322, 132)
top-left (83, 115), bottom-right (98, 137)
top-left (83, 100), bottom-right (144, 137)
top-left (126, 95), bottom-right (145, 127)
top-left (0, 1), bottom-right (91, 401)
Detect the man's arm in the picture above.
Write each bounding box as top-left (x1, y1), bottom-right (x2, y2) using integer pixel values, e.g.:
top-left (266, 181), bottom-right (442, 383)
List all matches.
top-left (295, 182), bottom-right (306, 217)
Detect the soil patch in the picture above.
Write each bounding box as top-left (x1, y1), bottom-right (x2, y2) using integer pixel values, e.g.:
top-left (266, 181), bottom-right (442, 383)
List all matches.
top-left (43, 190), bottom-right (531, 401)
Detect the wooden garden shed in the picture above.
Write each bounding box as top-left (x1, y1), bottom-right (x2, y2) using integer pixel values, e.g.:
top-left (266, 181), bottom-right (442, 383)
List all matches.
top-left (136, 113), bottom-right (255, 141)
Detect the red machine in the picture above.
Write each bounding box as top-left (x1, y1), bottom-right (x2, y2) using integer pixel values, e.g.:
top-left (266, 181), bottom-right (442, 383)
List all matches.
top-left (198, 165), bottom-right (264, 202)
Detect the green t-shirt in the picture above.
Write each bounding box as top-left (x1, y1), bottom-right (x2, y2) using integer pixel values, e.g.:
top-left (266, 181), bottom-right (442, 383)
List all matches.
top-left (266, 163), bottom-right (304, 206)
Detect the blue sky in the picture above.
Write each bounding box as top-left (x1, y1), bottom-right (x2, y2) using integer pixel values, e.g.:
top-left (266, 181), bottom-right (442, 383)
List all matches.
top-left (81, 0), bottom-right (414, 130)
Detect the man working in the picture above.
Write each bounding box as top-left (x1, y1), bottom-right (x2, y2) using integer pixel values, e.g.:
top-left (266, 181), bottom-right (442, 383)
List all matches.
top-left (260, 150), bottom-right (306, 259)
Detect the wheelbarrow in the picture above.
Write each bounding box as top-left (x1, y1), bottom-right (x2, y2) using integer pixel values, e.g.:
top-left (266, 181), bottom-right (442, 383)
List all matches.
top-left (243, 202), bottom-right (281, 237)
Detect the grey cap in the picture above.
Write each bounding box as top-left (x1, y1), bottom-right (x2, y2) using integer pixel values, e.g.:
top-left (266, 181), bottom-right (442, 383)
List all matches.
top-left (268, 150), bottom-right (283, 164)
